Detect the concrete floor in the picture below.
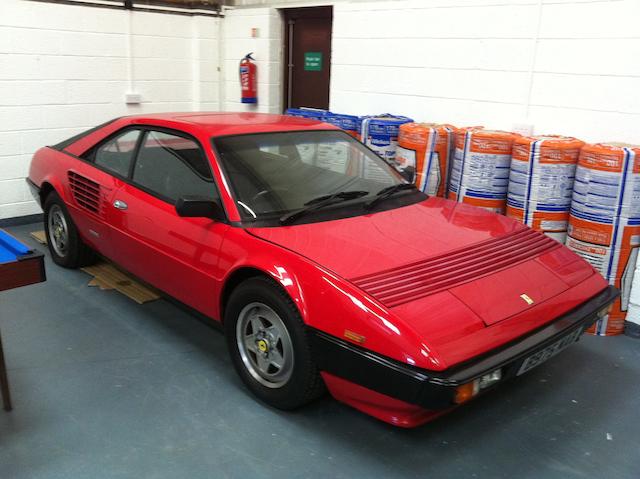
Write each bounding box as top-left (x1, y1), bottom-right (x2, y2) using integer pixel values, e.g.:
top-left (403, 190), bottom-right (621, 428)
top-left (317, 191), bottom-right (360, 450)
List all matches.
top-left (1, 223), bottom-right (639, 479)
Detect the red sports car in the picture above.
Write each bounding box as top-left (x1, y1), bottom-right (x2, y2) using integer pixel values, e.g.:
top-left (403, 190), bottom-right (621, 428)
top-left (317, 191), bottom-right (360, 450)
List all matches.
top-left (27, 113), bottom-right (617, 427)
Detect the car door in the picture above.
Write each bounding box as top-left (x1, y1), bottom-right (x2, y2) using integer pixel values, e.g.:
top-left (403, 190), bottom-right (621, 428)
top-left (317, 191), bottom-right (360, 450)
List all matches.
top-left (105, 128), bottom-right (228, 319)
top-left (67, 128), bottom-right (143, 258)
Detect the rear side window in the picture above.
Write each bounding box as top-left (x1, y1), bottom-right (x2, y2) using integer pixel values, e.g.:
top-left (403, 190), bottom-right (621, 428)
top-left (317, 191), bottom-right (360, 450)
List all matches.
top-left (132, 130), bottom-right (216, 203)
top-left (91, 129), bottom-right (141, 177)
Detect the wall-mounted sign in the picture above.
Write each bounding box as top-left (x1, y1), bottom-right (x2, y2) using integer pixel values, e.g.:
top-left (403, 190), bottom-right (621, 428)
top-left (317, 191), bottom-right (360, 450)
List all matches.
top-left (304, 52), bottom-right (322, 71)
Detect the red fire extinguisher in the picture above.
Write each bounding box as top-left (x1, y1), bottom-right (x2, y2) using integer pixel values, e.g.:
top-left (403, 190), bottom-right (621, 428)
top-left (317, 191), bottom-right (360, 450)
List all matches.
top-left (239, 53), bottom-right (257, 104)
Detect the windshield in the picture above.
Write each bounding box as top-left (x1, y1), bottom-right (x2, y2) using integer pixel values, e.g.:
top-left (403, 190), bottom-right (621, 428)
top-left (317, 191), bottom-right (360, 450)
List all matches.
top-left (214, 130), bottom-right (421, 224)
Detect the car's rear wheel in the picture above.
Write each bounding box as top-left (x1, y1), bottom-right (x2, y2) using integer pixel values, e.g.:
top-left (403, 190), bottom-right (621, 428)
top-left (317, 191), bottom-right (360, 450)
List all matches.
top-left (44, 191), bottom-right (96, 268)
top-left (224, 276), bottom-right (324, 410)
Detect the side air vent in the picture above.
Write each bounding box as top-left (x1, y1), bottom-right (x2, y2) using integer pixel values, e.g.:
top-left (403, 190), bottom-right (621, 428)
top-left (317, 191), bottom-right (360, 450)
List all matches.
top-left (351, 228), bottom-right (561, 308)
top-left (68, 171), bottom-right (101, 215)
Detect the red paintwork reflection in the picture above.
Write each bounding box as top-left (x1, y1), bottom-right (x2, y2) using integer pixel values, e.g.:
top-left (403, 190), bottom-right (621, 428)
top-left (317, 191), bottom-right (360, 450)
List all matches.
top-left (249, 197), bottom-right (520, 279)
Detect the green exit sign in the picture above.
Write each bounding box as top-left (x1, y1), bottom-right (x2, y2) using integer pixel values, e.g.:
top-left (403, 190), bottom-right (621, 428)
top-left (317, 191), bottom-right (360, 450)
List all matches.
top-left (304, 52), bottom-right (322, 71)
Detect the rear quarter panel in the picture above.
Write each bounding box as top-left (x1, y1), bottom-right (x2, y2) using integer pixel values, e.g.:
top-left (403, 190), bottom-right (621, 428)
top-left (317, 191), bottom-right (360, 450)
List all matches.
top-left (29, 146), bottom-right (71, 203)
top-left (28, 146), bottom-right (116, 253)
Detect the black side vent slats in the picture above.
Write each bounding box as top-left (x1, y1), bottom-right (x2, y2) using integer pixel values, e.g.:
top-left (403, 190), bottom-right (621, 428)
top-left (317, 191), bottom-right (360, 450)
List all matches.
top-left (68, 171), bottom-right (101, 214)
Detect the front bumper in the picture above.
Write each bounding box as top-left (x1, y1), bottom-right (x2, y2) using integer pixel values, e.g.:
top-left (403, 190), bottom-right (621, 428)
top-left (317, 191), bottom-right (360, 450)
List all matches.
top-left (311, 285), bottom-right (619, 411)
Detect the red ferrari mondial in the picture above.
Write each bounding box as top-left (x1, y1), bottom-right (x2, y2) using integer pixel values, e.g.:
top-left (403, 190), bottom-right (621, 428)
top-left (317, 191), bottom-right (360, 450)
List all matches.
top-left (27, 113), bottom-right (617, 427)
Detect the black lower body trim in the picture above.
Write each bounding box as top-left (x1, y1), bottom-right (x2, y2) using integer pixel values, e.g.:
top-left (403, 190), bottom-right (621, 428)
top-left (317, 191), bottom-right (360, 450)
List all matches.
top-left (311, 330), bottom-right (454, 408)
top-left (311, 285), bottom-right (619, 410)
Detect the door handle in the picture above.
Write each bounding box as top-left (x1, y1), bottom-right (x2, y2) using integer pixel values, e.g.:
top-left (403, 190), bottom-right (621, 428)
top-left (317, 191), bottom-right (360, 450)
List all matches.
top-left (113, 200), bottom-right (128, 210)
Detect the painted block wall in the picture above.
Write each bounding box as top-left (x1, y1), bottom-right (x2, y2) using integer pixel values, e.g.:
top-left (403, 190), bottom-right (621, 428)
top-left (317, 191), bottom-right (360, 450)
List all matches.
top-left (0, 0), bottom-right (220, 220)
top-left (222, 6), bottom-right (282, 114)
top-left (330, 0), bottom-right (640, 144)
top-left (2, 0), bottom-right (639, 221)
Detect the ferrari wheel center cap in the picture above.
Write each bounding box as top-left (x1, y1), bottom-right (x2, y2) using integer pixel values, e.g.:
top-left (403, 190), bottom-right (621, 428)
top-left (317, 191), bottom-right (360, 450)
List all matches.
top-left (257, 339), bottom-right (269, 354)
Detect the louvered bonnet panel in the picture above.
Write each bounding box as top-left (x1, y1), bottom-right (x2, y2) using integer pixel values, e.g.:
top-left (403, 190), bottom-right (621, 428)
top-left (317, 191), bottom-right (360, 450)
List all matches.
top-left (351, 228), bottom-right (561, 308)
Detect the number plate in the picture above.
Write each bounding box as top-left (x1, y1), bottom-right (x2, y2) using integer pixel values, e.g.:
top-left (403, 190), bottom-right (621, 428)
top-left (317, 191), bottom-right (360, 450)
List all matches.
top-left (517, 327), bottom-right (583, 376)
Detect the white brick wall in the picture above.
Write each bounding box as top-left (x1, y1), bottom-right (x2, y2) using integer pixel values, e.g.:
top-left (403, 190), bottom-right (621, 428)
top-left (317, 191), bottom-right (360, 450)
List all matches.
top-left (330, 0), bottom-right (640, 143)
top-left (221, 6), bottom-right (283, 114)
top-left (3, 0), bottom-right (640, 221)
top-left (0, 0), bottom-right (220, 220)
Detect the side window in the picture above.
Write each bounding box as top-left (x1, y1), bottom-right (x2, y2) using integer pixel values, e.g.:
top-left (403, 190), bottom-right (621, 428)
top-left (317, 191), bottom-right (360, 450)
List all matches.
top-left (90, 129), bottom-right (141, 177)
top-left (132, 130), bottom-right (217, 203)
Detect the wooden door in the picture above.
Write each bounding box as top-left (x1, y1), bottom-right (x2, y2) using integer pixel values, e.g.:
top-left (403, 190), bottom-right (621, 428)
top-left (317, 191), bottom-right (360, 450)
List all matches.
top-left (283, 6), bottom-right (333, 111)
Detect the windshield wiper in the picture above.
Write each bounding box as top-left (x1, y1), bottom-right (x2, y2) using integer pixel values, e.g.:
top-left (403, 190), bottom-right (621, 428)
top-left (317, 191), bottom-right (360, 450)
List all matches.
top-left (279, 190), bottom-right (369, 225)
top-left (364, 183), bottom-right (419, 210)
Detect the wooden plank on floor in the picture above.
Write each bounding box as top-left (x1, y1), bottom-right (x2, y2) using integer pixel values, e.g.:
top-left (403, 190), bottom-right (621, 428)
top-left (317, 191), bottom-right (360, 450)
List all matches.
top-left (30, 230), bottom-right (47, 245)
top-left (87, 277), bottom-right (113, 291)
top-left (31, 230), bottom-right (161, 304)
top-left (81, 262), bottom-right (161, 304)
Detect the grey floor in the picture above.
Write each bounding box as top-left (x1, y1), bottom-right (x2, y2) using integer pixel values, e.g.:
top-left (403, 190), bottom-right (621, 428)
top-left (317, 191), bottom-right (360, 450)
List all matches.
top-left (1, 223), bottom-right (639, 479)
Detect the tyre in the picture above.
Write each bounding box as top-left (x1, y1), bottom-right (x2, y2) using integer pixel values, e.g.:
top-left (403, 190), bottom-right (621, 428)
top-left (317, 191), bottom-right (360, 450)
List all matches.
top-left (43, 191), bottom-right (96, 268)
top-left (224, 276), bottom-right (324, 410)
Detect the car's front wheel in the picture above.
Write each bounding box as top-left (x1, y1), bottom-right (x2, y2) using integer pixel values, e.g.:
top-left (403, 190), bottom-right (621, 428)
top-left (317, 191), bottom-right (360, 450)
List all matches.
top-left (44, 191), bottom-right (96, 268)
top-left (224, 276), bottom-right (324, 410)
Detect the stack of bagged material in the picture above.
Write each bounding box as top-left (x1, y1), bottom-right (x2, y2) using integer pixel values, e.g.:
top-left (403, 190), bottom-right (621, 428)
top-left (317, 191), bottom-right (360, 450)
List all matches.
top-left (396, 123), bottom-right (455, 196)
top-left (285, 108), bottom-right (361, 138)
top-left (448, 128), bottom-right (519, 213)
top-left (325, 112), bottom-right (360, 138)
top-left (360, 114), bottom-right (413, 171)
top-left (566, 142), bottom-right (640, 336)
top-left (506, 135), bottom-right (584, 242)
top-left (284, 107), bottom-right (327, 121)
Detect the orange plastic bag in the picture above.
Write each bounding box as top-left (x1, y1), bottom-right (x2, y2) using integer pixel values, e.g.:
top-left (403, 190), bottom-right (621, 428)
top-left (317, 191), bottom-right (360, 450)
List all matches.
top-left (448, 129), bottom-right (519, 213)
top-left (506, 135), bottom-right (584, 242)
top-left (565, 143), bottom-right (640, 335)
top-left (396, 123), bottom-right (455, 197)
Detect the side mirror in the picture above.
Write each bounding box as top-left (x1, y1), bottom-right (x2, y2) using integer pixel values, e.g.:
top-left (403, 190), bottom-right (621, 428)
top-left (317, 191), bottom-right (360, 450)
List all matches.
top-left (175, 196), bottom-right (224, 221)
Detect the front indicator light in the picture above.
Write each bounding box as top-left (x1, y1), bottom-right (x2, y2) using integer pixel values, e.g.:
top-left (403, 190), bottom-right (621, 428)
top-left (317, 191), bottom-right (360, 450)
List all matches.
top-left (454, 369), bottom-right (502, 404)
top-left (454, 381), bottom-right (479, 404)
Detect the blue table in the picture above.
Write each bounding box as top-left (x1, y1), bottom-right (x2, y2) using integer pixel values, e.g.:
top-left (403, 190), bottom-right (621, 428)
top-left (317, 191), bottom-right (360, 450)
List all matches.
top-left (0, 229), bottom-right (46, 411)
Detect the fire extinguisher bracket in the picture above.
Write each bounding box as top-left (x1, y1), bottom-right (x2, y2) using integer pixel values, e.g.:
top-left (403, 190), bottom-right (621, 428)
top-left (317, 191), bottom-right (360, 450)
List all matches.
top-left (240, 53), bottom-right (258, 104)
